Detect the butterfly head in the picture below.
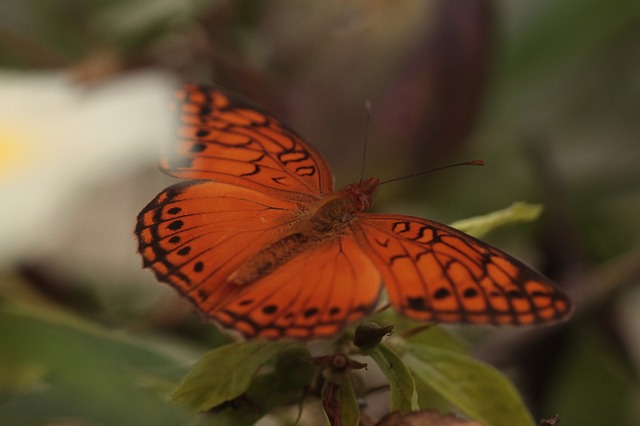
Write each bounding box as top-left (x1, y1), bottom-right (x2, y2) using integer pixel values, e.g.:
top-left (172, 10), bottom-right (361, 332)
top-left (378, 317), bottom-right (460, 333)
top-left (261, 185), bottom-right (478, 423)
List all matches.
top-left (341, 177), bottom-right (380, 212)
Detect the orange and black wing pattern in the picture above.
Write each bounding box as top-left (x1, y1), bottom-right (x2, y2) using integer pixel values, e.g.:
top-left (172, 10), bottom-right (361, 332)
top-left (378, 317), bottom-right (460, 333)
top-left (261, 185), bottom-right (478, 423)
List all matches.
top-left (213, 234), bottom-right (383, 339)
top-left (164, 84), bottom-right (335, 201)
top-left (136, 181), bottom-right (301, 315)
top-left (137, 83), bottom-right (572, 340)
top-left (354, 214), bottom-right (572, 326)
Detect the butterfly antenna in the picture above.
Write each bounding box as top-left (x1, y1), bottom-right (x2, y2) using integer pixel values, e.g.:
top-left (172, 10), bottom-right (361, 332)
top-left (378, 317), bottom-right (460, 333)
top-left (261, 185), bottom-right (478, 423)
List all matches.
top-left (378, 159), bottom-right (485, 185)
top-left (359, 100), bottom-right (372, 184)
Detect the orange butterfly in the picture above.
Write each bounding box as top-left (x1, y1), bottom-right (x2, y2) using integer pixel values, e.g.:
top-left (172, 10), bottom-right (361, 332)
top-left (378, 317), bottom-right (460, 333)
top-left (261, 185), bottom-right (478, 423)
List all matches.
top-left (136, 84), bottom-right (572, 339)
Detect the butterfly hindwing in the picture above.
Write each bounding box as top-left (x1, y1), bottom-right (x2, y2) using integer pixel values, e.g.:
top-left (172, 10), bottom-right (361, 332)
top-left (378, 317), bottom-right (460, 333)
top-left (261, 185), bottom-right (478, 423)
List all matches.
top-left (164, 84), bottom-right (334, 201)
top-left (213, 234), bottom-right (383, 339)
top-left (353, 214), bottom-right (572, 325)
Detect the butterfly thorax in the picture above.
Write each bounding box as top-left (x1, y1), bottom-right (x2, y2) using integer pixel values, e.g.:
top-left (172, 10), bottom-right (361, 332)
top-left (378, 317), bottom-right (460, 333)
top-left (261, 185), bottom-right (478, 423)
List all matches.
top-left (307, 177), bottom-right (379, 233)
top-left (228, 178), bottom-right (379, 286)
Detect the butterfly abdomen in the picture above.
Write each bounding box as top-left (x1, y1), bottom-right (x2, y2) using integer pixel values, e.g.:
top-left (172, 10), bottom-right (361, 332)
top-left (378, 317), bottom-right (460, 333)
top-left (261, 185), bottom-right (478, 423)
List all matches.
top-left (228, 232), bottom-right (311, 285)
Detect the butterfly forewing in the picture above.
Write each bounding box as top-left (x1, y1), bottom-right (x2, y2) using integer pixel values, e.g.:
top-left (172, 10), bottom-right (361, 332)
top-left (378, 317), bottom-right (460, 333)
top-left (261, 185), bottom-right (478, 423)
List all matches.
top-left (136, 181), bottom-right (303, 312)
top-left (164, 84), bottom-right (334, 201)
top-left (353, 214), bottom-right (572, 325)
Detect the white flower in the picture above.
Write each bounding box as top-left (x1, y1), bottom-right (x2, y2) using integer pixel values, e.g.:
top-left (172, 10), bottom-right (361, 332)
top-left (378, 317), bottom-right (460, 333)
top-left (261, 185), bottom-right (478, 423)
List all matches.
top-left (0, 71), bottom-right (177, 266)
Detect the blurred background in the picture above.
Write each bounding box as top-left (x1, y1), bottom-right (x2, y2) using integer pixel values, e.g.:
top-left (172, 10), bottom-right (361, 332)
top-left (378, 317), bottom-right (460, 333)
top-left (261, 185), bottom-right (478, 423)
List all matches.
top-left (1, 0), bottom-right (639, 425)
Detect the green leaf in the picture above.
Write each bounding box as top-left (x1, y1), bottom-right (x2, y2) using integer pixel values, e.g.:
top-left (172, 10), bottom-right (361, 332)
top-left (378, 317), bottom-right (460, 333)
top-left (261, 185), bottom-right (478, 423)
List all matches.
top-left (395, 319), bottom-right (468, 354)
top-left (371, 309), bottom-right (468, 354)
top-left (274, 345), bottom-right (314, 391)
top-left (172, 340), bottom-right (294, 412)
top-left (369, 343), bottom-right (418, 413)
top-left (404, 326), bottom-right (468, 354)
top-left (204, 345), bottom-right (313, 426)
top-left (449, 202), bottom-right (543, 238)
top-left (403, 343), bottom-right (535, 426)
top-left (0, 309), bottom-right (196, 426)
top-left (205, 372), bottom-right (294, 426)
top-left (337, 375), bottom-right (360, 426)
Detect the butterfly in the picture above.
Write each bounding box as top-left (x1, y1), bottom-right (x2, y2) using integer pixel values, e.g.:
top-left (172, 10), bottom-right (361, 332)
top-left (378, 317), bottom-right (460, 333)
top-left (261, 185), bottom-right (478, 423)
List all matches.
top-left (135, 84), bottom-right (572, 339)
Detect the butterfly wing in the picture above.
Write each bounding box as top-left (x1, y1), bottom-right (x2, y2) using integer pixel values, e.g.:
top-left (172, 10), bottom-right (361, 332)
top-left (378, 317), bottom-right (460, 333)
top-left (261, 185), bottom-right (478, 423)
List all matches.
top-left (136, 181), bottom-right (303, 313)
top-left (139, 83), bottom-right (571, 339)
top-left (213, 234), bottom-right (383, 339)
top-left (165, 84), bottom-right (334, 201)
top-left (353, 214), bottom-right (572, 325)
